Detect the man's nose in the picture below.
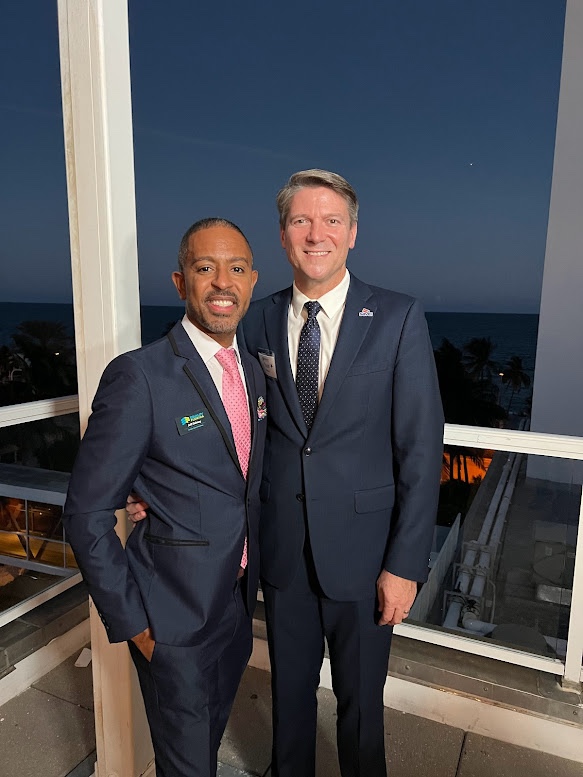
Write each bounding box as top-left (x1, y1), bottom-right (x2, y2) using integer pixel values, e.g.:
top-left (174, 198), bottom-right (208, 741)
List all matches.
top-left (306, 220), bottom-right (325, 243)
top-left (212, 266), bottom-right (232, 288)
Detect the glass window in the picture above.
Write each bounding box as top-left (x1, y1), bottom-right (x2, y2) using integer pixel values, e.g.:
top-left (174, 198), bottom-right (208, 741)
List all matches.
top-left (432, 321), bottom-right (536, 426)
top-left (130, 2), bottom-right (566, 430)
top-left (0, 3), bottom-right (74, 407)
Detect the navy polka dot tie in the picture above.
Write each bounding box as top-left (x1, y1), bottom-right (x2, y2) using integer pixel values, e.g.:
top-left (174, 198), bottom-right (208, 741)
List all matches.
top-left (296, 301), bottom-right (321, 430)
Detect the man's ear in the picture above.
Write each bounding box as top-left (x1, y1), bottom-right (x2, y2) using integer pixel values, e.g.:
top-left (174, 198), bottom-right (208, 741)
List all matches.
top-left (171, 271), bottom-right (186, 300)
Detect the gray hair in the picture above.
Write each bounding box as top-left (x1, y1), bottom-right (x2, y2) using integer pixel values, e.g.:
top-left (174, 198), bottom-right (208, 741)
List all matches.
top-left (276, 169), bottom-right (359, 228)
top-left (177, 217), bottom-right (252, 272)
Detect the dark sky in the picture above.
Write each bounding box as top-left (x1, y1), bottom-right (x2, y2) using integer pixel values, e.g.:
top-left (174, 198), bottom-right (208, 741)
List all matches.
top-left (0, 1), bottom-right (566, 312)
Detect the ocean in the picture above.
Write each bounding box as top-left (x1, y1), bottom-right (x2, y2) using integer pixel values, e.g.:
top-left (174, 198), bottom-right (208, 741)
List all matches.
top-left (425, 312), bottom-right (539, 376)
top-left (0, 302), bottom-right (539, 375)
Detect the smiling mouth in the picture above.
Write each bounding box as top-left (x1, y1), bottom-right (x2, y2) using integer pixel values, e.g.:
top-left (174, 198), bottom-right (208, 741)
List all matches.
top-left (209, 299), bottom-right (236, 307)
top-left (205, 295), bottom-right (238, 314)
top-left (304, 250), bottom-right (330, 256)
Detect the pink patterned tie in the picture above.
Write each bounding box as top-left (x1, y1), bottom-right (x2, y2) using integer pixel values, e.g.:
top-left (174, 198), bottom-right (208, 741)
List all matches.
top-left (215, 348), bottom-right (251, 568)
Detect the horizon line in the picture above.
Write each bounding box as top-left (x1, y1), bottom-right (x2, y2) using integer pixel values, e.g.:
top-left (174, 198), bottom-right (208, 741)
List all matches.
top-left (0, 299), bottom-right (541, 316)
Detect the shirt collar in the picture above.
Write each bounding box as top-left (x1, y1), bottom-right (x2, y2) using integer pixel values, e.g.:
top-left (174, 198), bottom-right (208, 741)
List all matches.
top-left (290, 269), bottom-right (351, 320)
top-left (181, 315), bottom-right (242, 365)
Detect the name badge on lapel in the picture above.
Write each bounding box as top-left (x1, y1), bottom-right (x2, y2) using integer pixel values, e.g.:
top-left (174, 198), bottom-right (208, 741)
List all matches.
top-left (258, 349), bottom-right (277, 379)
top-left (176, 412), bottom-right (205, 435)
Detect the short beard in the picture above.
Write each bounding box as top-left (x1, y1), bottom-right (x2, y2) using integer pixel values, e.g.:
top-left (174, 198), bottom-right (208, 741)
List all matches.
top-left (185, 299), bottom-right (248, 338)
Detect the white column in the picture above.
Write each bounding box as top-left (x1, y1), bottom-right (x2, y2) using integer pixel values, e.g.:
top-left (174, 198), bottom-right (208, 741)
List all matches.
top-left (529, 0), bottom-right (583, 484)
top-left (57, 2), bottom-right (153, 775)
top-left (529, 0), bottom-right (583, 686)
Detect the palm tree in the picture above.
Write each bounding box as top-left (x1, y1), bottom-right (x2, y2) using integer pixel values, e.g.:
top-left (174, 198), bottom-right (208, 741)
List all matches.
top-left (434, 339), bottom-right (472, 425)
top-left (11, 320), bottom-right (77, 399)
top-left (434, 337), bottom-right (508, 525)
top-left (434, 338), bottom-right (505, 428)
top-left (0, 345), bottom-right (31, 406)
top-left (501, 356), bottom-right (531, 412)
top-left (463, 337), bottom-right (499, 383)
top-left (434, 338), bottom-right (505, 484)
top-left (0, 344), bottom-right (28, 381)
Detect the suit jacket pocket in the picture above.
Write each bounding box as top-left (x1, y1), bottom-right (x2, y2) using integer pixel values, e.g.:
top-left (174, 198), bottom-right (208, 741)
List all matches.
top-left (354, 484), bottom-right (395, 514)
top-left (144, 533), bottom-right (209, 547)
top-left (345, 361), bottom-right (390, 377)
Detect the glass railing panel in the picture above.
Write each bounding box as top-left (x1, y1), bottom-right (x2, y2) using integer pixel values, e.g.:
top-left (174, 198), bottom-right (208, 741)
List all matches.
top-left (0, 530), bottom-right (28, 561)
top-left (412, 448), bottom-right (580, 660)
top-left (28, 537), bottom-right (66, 569)
top-left (0, 416), bottom-right (78, 618)
top-left (28, 501), bottom-right (64, 539)
top-left (0, 414), bottom-right (79, 473)
top-left (64, 544), bottom-right (79, 570)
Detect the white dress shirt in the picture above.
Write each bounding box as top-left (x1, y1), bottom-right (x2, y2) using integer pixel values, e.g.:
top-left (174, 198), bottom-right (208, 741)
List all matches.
top-left (288, 270), bottom-right (350, 399)
top-left (181, 315), bottom-right (248, 402)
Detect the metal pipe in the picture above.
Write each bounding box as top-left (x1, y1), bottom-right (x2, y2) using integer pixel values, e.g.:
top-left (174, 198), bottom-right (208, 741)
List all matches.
top-left (442, 452), bottom-right (516, 628)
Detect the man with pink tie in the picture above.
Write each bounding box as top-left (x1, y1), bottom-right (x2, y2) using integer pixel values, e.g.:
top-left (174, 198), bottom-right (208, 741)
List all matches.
top-left (64, 218), bottom-right (266, 777)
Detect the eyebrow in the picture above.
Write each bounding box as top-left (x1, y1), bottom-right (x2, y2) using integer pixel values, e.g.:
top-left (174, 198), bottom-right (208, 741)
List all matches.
top-left (289, 212), bottom-right (345, 220)
top-left (188, 255), bottom-right (252, 263)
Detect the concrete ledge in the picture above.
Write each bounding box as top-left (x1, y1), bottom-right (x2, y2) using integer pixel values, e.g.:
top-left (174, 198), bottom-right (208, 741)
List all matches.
top-left (388, 635), bottom-right (583, 725)
top-left (253, 612), bottom-right (582, 726)
top-left (0, 582), bottom-right (88, 678)
top-left (0, 618), bottom-right (90, 707)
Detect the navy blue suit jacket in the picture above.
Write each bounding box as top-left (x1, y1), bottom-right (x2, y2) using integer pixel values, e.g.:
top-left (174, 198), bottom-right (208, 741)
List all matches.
top-left (63, 322), bottom-right (266, 646)
top-left (241, 274), bottom-right (443, 600)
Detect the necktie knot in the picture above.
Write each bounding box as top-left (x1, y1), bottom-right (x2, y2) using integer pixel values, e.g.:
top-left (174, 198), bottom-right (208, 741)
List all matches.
top-left (305, 301), bottom-right (321, 320)
top-left (215, 347), bottom-right (239, 373)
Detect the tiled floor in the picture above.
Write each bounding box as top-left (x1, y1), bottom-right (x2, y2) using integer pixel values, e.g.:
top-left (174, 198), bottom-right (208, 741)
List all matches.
top-left (2, 653), bottom-right (583, 777)
top-left (0, 650), bottom-right (95, 777)
top-left (217, 666), bottom-right (583, 777)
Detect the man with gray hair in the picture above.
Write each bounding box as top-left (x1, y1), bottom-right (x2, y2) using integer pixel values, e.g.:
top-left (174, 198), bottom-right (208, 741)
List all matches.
top-left (241, 169), bottom-right (443, 777)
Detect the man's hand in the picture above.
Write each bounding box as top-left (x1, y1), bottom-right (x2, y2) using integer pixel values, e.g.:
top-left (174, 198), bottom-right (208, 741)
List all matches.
top-left (376, 570), bottom-right (417, 626)
top-left (126, 493), bottom-right (149, 523)
top-left (131, 626), bottom-right (156, 662)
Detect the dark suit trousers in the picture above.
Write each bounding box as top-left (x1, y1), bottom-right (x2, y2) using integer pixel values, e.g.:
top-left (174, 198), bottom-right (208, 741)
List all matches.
top-left (263, 546), bottom-right (393, 777)
top-left (129, 580), bottom-right (252, 777)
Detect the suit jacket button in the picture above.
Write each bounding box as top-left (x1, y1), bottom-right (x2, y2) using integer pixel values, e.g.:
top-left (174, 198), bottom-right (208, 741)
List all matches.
top-left (304, 447), bottom-right (312, 456)
top-left (296, 493), bottom-right (305, 502)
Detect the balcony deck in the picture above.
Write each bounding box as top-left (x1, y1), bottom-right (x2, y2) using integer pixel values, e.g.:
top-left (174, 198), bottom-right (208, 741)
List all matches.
top-left (1, 617), bottom-right (583, 777)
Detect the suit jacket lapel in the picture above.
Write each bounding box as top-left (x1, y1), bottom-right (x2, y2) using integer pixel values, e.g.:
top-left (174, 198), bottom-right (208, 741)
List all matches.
top-left (167, 323), bottom-right (242, 476)
top-left (311, 275), bottom-right (376, 434)
top-left (240, 349), bottom-right (260, 477)
top-left (264, 289), bottom-right (308, 436)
